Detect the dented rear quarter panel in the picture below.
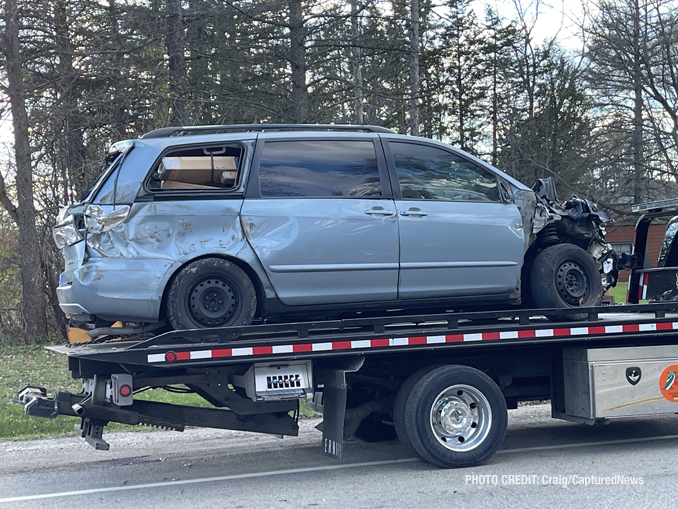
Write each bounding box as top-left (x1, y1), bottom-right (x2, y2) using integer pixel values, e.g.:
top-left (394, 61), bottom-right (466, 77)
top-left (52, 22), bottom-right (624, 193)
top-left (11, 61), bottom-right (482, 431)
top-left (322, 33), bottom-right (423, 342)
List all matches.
top-left (80, 202), bottom-right (275, 322)
top-left (65, 134), bottom-right (276, 322)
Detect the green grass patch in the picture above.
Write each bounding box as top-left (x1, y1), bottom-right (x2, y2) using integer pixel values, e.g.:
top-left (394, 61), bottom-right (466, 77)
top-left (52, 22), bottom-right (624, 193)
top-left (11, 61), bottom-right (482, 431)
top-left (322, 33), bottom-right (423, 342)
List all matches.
top-left (608, 284), bottom-right (628, 304)
top-left (0, 345), bottom-right (84, 439)
top-left (0, 345), bottom-right (318, 441)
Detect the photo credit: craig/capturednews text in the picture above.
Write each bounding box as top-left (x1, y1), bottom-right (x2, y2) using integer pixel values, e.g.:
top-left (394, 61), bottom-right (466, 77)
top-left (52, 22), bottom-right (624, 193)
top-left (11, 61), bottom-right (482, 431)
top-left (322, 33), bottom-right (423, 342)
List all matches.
top-left (466, 474), bottom-right (645, 487)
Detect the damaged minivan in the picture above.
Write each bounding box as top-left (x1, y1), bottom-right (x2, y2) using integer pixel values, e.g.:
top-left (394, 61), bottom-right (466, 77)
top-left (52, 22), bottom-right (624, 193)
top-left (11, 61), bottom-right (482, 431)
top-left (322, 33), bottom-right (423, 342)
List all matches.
top-left (53, 124), bottom-right (619, 335)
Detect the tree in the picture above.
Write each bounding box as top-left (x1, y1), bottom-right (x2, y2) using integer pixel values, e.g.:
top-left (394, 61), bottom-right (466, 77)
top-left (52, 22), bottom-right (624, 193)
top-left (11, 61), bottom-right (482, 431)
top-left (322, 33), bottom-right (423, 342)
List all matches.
top-left (409, 0), bottom-right (421, 134)
top-left (585, 0), bottom-right (678, 204)
top-left (0, 0), bottom-right (49, 342)
top-left (167, 0), bottom-right (190, 125)
top-left (288, 0), bottom-right (309, 123)
top-left (437, 0), bottom-right (486, 153)
top-left (482, 7), bottom-right (520, 165)
top-left (349, 0), bottom-right (364, 124)
top-left (499, 51), bottom-right (594, 193)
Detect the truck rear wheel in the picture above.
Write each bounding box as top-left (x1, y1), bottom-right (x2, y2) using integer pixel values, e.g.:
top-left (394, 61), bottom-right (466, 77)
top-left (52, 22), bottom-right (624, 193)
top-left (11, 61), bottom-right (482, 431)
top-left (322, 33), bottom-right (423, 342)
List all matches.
top-left (402, 365), bottom-right (507, 468)
top-left (393, 365), bottom-right (443, 452)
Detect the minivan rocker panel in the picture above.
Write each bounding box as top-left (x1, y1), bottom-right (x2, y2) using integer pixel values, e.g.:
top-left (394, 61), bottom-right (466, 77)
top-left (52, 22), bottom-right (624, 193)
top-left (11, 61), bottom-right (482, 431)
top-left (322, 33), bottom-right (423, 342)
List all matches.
top-left (53, 125), bottom-right (619, 333)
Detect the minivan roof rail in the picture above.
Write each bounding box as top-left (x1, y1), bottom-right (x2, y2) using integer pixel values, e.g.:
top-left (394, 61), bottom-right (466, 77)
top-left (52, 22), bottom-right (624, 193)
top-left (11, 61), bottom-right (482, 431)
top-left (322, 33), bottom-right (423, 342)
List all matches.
top-left (141, 124), bottom-right (397, 139)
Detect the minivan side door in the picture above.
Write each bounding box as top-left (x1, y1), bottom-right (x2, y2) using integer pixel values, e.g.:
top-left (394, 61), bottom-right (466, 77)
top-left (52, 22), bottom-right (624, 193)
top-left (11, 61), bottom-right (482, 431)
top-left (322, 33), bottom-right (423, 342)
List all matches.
top-left (241, 136), bottom-right (399, 306)
top-left (385, 139), bottom-right (525, 300)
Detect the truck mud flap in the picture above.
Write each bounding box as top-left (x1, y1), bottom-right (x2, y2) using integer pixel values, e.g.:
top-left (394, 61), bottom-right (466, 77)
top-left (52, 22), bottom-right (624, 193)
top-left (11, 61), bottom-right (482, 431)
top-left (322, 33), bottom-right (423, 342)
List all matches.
top-left (318, 357), bottom-right (365, 462)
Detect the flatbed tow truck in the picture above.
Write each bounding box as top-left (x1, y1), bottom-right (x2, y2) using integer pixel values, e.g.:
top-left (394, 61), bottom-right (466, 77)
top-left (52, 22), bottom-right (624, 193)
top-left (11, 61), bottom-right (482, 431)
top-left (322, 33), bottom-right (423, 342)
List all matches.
top-left (13, 202), bottom-right (678, 469)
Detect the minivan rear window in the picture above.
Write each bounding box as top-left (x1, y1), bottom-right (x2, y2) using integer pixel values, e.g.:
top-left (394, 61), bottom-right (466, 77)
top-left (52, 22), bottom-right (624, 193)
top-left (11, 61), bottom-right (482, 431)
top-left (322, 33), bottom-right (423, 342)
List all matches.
top-left (257, 140), bottom-right (382, 197)
top-left (148, 145), bottom-right (243, 191)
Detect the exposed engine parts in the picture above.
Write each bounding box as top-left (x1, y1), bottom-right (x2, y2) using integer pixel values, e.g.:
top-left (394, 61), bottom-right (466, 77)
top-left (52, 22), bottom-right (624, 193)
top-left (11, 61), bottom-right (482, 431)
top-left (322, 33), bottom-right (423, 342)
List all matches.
top-left (530, 178), bottom-right (619, 291)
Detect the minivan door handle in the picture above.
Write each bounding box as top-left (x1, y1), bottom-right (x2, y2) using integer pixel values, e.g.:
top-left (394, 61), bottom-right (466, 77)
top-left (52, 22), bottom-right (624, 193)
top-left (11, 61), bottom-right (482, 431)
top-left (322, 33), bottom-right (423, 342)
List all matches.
top-left (365, 207), bottom-right (395, 216)
top-left (400, 208), bottom-right (428, 217)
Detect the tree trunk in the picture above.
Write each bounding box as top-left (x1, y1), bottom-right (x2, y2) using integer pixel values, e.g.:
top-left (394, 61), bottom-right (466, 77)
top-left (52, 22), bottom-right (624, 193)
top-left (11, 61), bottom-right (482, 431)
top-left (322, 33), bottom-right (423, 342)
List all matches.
top-left (631, 0), bottom-right (644, 204)
top-left (166, 0), bottom-right (189, 125)
top-left (490, 34), bottom-right (499, 166)
top-left (288, 0), bottom-right (308, 123)
top-left (55, 0), bottom-right (88, 199)
top-left (409, 0), bottom-right (420, 135)
top-left (350, 0), bottom-right (363, 125)
top-left (108, 0), bottom-right (128, 139)
top-left (2, 0), bottom-right (49, 342)
top-left (456, 63), bottom-right (465, 149)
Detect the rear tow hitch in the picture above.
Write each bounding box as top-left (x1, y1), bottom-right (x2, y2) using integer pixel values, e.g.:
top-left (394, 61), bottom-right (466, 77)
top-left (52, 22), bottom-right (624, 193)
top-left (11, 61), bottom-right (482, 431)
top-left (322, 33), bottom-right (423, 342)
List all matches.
top-left (12, 385), bottom-right (59, 419)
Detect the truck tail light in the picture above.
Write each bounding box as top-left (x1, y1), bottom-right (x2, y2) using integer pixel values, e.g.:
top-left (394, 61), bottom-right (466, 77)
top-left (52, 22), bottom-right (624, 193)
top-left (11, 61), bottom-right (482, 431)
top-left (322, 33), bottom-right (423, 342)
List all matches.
top-left (109, 374), bottom-right (134, 406)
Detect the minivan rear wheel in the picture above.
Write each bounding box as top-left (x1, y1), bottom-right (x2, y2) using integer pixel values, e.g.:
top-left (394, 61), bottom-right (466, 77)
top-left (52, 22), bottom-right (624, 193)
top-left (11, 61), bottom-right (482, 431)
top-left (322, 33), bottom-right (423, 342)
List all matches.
top-left (166, 258), bottom-right (256, 330)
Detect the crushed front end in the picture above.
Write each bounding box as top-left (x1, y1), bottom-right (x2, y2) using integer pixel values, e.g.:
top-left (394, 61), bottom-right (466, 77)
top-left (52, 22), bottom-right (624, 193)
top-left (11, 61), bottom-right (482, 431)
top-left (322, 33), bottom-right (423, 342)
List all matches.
top-left (530, 178), bottom-right (619, 292)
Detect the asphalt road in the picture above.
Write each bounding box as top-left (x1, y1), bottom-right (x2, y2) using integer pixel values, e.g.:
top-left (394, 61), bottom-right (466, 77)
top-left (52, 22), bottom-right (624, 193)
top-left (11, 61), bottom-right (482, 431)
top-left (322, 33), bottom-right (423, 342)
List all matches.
top-left (1, 404), bottom-right (677, 509)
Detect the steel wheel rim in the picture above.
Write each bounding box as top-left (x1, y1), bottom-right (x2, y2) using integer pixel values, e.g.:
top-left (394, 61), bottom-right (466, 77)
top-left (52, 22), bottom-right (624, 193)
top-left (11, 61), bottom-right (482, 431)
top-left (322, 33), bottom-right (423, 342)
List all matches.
top-left (556, 259), bottom-right (589, 305)
top-left (188, 277), bottom-right (239, 326)
top-left (429, 384), bottom-right (492, 452)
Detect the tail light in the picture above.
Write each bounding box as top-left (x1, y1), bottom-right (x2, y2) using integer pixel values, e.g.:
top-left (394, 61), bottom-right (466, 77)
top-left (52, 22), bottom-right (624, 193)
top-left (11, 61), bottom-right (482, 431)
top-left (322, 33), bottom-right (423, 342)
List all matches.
top-left (53, 215), bottom-right (83, 248)
top-left (107, 374), bottom-right (134, 406)
top-left (84, 204), bottom-right (130, 234)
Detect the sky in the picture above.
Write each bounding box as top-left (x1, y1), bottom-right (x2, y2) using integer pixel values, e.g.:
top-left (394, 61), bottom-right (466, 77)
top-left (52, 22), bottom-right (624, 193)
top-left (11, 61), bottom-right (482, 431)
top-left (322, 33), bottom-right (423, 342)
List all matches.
top-left (481, 0), bottom-right (586, 50)
top-left (0, 0), bottom-right (586, 146)
top-left (0, 112), bottom-right (11, 144)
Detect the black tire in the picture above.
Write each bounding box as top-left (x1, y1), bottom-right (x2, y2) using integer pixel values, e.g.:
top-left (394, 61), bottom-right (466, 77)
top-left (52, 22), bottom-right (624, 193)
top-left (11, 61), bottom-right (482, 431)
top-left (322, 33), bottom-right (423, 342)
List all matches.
top-left (403, 365), bottom-right (507, 468)
top-left (166, 258), bottom-right (256, 330)
top-left (353, 413), bottom-right (397, 442)
top-left (530, 243), bottom-right (602, 321)
top-left (393, 365), bottom-right (443, 452)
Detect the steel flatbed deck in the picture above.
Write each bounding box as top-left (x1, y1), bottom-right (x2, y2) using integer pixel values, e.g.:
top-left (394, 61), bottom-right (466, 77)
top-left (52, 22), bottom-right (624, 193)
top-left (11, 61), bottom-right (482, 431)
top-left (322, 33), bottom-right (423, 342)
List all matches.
top-left (52, 304), bottom-right (678, 370)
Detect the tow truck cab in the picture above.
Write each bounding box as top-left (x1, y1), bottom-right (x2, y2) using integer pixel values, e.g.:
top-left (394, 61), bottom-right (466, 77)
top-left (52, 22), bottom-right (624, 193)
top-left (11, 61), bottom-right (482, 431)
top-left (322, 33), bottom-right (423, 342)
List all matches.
top-left (628, 199), bottom-right (678, 303)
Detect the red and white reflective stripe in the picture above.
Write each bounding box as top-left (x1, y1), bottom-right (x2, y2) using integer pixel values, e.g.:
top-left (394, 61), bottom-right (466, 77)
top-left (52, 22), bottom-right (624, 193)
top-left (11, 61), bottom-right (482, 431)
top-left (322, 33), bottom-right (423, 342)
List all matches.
top-left (638, 272), bottom-right (649, 301)
top-left (642, 272), bottom-right (649, 300)
top-left (146, 321), bottom-right (678, 363)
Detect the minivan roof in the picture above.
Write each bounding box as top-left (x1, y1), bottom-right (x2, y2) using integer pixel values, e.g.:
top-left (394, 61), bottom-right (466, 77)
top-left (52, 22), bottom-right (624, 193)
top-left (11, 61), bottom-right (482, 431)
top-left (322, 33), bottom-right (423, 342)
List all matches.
top-left (141, 124), bottom-right (396, 139)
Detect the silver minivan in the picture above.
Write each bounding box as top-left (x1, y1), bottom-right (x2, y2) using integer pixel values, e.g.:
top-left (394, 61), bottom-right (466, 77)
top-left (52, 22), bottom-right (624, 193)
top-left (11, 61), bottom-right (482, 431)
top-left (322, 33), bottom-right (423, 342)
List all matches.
top-left (53, 125), bottom-right (619, 333)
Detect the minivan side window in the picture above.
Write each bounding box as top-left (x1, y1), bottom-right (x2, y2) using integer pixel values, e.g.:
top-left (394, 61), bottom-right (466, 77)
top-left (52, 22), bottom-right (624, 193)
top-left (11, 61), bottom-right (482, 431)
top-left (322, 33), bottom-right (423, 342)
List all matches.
top-left (148, 144), bottom-right (243, 191)
top-left (258, 140), bottom-right (382, 197)
top-left (389, 142), bottom-right (500, 202)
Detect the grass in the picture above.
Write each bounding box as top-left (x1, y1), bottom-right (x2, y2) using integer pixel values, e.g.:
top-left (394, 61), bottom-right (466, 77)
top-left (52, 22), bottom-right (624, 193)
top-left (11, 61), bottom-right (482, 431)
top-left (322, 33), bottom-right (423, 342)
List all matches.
top-left (608, 284), bottom-right (628, 304)
top-left (0, 344), bottom-right (317, 441)
top-left (0, 345), bottom-right (83, 439)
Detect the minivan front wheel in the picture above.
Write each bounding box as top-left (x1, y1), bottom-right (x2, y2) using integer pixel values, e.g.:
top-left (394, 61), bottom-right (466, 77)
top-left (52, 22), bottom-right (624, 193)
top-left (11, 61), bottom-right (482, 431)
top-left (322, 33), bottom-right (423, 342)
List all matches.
top-left (166, 258), bottom-right (256, 330)
top-left (530, 243), bottom-right (602, 320)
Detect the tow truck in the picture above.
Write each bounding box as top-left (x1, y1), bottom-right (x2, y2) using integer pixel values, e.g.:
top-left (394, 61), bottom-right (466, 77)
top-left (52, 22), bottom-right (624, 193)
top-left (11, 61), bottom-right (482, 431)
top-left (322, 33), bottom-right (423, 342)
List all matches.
top-left (13, 201), bottom-right (678, 469)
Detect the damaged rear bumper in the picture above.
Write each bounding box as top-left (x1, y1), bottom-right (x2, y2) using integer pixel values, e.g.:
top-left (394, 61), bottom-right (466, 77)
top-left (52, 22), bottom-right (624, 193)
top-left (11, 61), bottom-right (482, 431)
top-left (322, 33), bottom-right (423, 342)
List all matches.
top-left (57, 257), bottom-right (175, 323)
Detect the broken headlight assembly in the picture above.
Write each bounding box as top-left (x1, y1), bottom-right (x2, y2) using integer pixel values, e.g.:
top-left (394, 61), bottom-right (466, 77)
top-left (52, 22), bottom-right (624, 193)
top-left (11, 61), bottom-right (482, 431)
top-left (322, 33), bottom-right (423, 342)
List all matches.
top-left (84, 204), bottom-right (131, 234)
top-left (53, 215), bottom-right (83, 249)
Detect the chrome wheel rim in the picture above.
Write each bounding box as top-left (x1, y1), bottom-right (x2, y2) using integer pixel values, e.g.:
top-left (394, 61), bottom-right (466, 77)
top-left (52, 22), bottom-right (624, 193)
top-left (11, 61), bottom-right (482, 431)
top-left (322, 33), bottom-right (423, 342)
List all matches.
top-left (429, 384), bottom-right (492, 452)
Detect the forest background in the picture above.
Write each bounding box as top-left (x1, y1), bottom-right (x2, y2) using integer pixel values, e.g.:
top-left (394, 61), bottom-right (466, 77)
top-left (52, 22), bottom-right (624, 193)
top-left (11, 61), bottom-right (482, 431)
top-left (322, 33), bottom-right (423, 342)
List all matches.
top-left (0, 0), bottom-right (676, 343)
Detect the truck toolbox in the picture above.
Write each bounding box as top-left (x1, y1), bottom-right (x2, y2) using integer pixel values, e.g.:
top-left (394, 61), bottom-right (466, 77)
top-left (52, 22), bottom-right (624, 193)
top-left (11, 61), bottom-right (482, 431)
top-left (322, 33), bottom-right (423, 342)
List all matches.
top-left (562, 344), bottom-right (678, 421)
